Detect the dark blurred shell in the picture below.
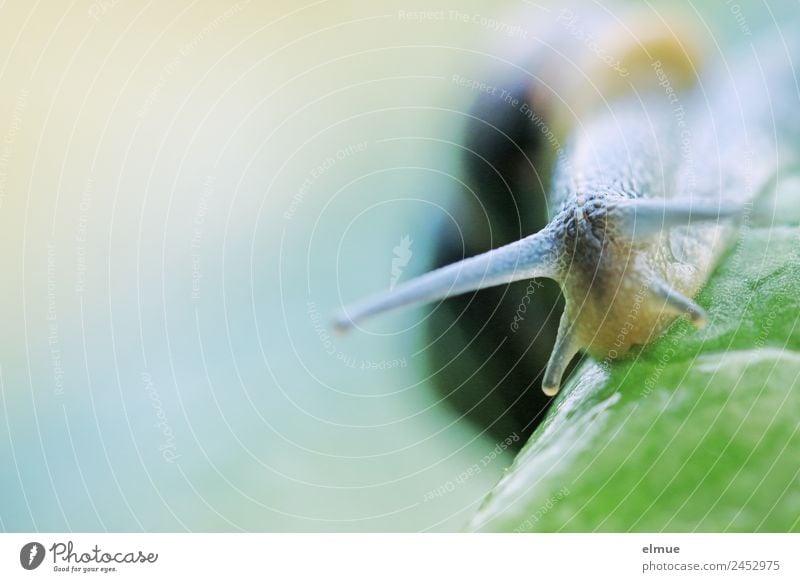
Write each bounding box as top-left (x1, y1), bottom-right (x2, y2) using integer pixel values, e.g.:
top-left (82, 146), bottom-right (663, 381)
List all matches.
top-left (425, 72), bottom-right (564, 446)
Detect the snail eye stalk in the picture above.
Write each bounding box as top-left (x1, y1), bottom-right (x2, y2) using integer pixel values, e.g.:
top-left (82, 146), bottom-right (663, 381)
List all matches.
top-left (333, 227), bottom-right (560, 333)
top-left (612, 198), bottom-right (743, 242)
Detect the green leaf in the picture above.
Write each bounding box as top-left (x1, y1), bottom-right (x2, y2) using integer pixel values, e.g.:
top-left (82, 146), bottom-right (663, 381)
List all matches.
top-left (469, 226), bottom-right (800, 532)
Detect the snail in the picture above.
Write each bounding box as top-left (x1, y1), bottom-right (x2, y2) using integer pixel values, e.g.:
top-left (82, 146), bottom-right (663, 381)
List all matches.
top-left (412, 7), bottom-right (707, 441)
top-left (333, 10), bottom-right (797, 399)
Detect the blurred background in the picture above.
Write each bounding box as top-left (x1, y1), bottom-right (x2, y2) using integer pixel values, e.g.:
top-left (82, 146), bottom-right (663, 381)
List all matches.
top-left (0, 0), bottom-right (792, 531)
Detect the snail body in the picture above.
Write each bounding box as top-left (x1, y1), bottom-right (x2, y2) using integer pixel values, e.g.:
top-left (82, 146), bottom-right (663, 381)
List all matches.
top-left (335, 26), bottom-right (798, 397)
